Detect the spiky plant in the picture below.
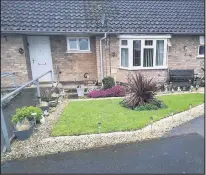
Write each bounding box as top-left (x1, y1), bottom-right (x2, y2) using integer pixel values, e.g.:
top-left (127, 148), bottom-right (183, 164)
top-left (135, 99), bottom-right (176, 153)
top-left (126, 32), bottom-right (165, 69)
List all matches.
top-left (123, 72), bottom-right (158, 109)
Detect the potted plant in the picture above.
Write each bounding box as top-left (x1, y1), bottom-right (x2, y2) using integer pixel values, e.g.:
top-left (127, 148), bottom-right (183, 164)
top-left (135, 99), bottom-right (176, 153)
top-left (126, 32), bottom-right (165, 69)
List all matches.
top-left (13, 118), bottom-right (35, 140)
top-left (12, 106), bottom-right (43, 140)
top-left (76, 85), bottom-right (85, 97)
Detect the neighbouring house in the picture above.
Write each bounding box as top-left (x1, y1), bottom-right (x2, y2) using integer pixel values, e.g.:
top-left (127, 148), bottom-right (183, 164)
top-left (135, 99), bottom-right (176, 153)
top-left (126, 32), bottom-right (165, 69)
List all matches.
top-left (1, 0), bottom-right (205, 87)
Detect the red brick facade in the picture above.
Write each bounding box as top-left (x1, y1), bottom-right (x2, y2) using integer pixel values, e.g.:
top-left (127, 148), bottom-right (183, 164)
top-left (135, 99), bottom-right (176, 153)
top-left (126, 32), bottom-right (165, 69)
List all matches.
top-left (1, 35), bottom-right (204, 87)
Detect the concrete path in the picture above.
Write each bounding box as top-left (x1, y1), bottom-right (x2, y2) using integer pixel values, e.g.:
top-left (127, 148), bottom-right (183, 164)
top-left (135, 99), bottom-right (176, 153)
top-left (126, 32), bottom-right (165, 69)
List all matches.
top-left (1, 115), bottom-right (204, 174)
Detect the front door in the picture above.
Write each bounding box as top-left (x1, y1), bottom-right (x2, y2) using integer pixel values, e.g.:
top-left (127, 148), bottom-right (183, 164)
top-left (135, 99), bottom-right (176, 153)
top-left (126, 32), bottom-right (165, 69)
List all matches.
top-left (28, 36), bottom-right (53, 82)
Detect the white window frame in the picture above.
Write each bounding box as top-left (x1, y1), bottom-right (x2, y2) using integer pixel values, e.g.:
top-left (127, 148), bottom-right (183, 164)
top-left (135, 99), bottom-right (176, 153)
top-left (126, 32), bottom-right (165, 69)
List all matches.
top-left (119, 35), bottom-right (170, 70)
top-left (67, 37), bottom-right (91, 53)
top-left (197, 36), bottom-right (204, 58)
top-left (120, 40), bottom-right (129, 67)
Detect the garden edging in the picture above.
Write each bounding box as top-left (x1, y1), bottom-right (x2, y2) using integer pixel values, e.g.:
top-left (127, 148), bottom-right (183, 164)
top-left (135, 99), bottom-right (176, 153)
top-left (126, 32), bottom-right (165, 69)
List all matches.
top-left (1, 93), bottom-right (204, 163)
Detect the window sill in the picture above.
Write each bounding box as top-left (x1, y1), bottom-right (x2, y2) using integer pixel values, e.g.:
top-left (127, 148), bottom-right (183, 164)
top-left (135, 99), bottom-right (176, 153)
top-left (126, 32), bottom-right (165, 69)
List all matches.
top-left (197, 55), bottom-right (204, 59)
top-left (66, 51), bottom-right (92, 54)
top-left (119, 67), bottom-right (168, 70)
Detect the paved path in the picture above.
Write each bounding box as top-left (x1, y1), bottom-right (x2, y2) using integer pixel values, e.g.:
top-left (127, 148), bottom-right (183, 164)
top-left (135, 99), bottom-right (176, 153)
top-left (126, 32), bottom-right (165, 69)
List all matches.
top-left (1, 115), bottom-right (204, 174)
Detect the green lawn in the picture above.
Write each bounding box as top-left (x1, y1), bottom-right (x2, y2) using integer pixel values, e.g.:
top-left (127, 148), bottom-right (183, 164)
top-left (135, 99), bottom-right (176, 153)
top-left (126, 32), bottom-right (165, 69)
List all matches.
top-left (52, 93), bottom-right (204, 136)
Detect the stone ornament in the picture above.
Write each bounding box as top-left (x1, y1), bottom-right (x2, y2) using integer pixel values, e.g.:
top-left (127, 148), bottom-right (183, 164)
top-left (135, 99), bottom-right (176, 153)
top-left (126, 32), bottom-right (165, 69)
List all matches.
top-left (177, 87), bottom-right (181, 92)
top-left (164, 83), bottom-right (168, 93)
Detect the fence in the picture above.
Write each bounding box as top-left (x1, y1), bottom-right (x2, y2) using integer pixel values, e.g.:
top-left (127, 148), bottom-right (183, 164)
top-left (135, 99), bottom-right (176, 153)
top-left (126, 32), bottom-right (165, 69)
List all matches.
top-left (1, 70), bottom-right (54, 152)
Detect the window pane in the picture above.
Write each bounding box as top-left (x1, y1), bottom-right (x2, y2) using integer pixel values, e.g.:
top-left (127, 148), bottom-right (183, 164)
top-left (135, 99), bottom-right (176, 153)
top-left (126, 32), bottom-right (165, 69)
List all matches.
top-left (79, 38), bottom-right (89, 50)
top-left (156, 40), bottom-right (164, 66)
top-left (143, 48), bottom-right (153, 67)
top-left (69, 39), bottom-right (78, 49)
top-left (145, 40), bottom-right (153, 46)
top-left (133, 40), bottom-right (141, 66)
top-left (121, 40), bottom-right (128, 46)
top-left (200, 36), bottom-right (204, 45)
top-left (199, 45), bottom-right (205, 55)
top-left (121, 48), bottom-right (128, 67)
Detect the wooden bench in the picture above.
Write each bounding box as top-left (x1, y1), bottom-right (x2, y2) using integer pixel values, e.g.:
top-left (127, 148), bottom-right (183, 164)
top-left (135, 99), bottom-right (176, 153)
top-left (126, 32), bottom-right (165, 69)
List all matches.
top-left (168, 69), bottom-right (196, 88)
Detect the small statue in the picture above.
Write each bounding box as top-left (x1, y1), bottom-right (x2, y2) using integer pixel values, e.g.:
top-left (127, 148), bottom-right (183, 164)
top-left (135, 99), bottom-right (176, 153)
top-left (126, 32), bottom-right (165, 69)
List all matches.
top-left (190, 85), bottom-right (194, 92)
top-left (164, 83), bottom-right (168, 93)
top-left (177, 86), bottom-right (181, 92)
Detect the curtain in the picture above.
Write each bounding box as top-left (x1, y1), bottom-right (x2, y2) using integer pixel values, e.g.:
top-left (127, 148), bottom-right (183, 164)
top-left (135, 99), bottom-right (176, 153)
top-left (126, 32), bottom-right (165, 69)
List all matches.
top-left (133, 40), bottom-right (141, 66)
top-left (143, 48), bottom-right (153, 67)
top-left (121, 48), bottom-right (128, 67)
top-left (156, 40), bottom-right (164, 66)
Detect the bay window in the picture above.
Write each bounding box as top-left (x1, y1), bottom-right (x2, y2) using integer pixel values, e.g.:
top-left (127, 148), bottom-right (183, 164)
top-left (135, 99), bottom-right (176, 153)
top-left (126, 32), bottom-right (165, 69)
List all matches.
top-left (120, 40), bottom-right (129, 67)
top-left (119, 35), bottom-right (169, 69)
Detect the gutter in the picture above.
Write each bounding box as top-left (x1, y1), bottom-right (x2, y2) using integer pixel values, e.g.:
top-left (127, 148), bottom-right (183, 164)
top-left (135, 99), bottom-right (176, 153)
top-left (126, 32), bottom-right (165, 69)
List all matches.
top-left (100, 32), bottom-right (107, 82)
top-left (1, 30), bottom-right (204, 36)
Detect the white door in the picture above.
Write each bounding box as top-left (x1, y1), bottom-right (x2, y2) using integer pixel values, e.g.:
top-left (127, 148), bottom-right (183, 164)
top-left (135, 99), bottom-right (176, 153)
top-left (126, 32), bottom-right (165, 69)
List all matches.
top-left (28, 36), bottom-right (53, 82)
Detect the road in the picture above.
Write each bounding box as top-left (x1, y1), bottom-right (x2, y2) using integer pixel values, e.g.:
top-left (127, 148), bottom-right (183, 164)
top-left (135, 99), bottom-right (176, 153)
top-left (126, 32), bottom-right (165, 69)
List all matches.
top-left (1, 115), bottom-right (204, 174)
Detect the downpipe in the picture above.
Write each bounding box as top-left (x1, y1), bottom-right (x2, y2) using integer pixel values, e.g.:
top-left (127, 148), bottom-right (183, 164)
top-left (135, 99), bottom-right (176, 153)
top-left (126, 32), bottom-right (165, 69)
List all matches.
top-left (100, 33), bottom-right (107, 85)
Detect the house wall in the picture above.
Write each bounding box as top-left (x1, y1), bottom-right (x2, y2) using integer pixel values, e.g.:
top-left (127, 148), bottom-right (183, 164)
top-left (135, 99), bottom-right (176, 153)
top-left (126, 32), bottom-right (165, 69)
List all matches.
top-left (50, 36), bottom-right (98, 82)
top-left (1, 35), bottom-right (98, 87)
top-left (1, 35), bottom-right (30, 87)
top-left (1, 34), bottom-right (204, 87)
top-left (96, 35), bottom-right (204, 84)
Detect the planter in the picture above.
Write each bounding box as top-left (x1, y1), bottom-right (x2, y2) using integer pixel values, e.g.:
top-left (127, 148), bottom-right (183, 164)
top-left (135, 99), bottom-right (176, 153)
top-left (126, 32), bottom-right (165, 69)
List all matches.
top-left (76, 88), bottom-right (85, 97)
top-left (13, 121), bottom-right (35, 140)
top-left (39, 101), bottom-right (49, 111)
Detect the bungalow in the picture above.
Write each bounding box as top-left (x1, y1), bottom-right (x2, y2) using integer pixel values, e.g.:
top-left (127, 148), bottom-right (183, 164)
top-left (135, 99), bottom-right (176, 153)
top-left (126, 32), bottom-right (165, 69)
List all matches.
top-left (1, 0), bottom-right (205, 87)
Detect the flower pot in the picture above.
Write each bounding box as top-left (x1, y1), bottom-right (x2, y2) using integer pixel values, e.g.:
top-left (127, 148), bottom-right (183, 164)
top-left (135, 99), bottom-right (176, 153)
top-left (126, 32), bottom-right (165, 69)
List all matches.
top-left (39, 101), bottom-right (49, 111)
top-left (76, 88), bottom-right (85, 97)
top-left (13, 121), bottom-right (35, 141)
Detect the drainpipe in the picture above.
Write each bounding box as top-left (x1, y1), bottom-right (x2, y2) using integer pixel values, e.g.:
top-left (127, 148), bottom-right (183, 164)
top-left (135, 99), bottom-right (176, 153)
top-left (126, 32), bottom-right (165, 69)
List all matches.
top-left (100, 33), bottom-right (107, 82)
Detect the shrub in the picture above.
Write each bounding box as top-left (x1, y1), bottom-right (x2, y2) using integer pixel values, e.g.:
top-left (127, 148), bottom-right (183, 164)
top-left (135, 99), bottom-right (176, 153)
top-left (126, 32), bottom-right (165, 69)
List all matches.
top-left (123, 73), bottom-right (158, 109)
top-left (88, 85), bottom-right (125, 98)
top-left (102, 76), bottom-right (115, 90)
top-left (12, 106), bottom-right (43, 124)
top-left (120, 99), bottom-right (167, 111)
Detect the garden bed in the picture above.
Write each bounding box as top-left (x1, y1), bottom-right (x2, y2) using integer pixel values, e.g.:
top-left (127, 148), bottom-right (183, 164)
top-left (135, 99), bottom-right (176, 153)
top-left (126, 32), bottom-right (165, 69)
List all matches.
top-left (1, 92), bottom-right (204, 163)
top-left (52, 93), bottom-right (204, 136)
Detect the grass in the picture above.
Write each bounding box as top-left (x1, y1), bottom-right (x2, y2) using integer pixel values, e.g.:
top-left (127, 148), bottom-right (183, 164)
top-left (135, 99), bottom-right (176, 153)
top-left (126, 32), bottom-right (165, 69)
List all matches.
top-left (52, 93), bottom-right (204, 136)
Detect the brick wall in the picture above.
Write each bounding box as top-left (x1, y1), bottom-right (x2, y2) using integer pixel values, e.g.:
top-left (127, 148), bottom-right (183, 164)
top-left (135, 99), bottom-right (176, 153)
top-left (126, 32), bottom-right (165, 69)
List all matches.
top-left (168, 36), bottom-right (204, 77)
top-left (96, 35), bottom-right (204, 83)
top-left (50, 36), bottom-right (98, 82)
top-left (1, 35), bottom-right (29, 87)
top-left (1, 34), bottom-right (204, 87)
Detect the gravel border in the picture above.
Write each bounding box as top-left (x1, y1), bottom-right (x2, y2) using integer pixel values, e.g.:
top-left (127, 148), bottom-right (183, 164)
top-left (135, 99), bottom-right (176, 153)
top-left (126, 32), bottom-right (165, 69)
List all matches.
top-left (1, 92), bottom-right (204, 163)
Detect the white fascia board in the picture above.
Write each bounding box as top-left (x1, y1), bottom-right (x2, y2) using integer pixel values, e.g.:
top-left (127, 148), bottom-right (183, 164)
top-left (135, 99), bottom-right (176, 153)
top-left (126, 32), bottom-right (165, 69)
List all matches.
top-left (118, 35), bottom-right (172, 39)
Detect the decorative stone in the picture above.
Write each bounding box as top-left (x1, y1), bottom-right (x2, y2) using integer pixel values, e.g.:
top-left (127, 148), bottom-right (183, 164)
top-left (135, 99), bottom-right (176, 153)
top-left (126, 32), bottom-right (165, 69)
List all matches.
top-left (48, 100), bottom-right (58, 107)
top-left (51, 93), bottom-right (60, 100)
top-left (43, 110), bottom-right (49, 117)
top-left (40, 116), bottom-right (45, 124)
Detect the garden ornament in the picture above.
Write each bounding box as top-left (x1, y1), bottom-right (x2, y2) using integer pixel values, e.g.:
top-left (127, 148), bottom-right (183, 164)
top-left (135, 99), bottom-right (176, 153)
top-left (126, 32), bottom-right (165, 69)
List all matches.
top-left (164, 83), bottom-right (168, 93)
top-left (190, 85), bottom-right (194, 92)
top-left (177, 87), bottom-right (181, 92)
top-left (40, 116), bottom-right (45, 124)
